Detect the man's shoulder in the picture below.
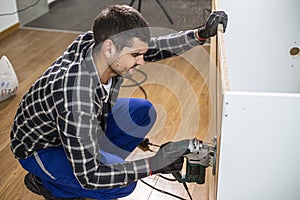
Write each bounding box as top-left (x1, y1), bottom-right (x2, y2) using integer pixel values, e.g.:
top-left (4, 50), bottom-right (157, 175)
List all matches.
top-left (57, 31), bottom-right (94, 70)
top-left (65, 31), bottom-right (94, 53)
top-left (75, 31), bottom-right (94, 44)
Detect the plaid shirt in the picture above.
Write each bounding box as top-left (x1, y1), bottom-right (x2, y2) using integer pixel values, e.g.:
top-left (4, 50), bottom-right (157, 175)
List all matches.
top-left (10, 30), bottom-right (203, 189)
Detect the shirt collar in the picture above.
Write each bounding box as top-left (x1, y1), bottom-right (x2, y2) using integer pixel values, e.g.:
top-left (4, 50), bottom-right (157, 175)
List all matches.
top-left (83, 43), bottom-right (124, 102)
top-left (84, 44), bottom-right (108, 101)
top-left (84, 44), bottom-right (102, 87)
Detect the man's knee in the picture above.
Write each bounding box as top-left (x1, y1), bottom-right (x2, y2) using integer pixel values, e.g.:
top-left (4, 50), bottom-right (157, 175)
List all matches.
top-left (128, 98), bottom-right (157, 127)
top-left (109, 98), bottom-right (157, 134)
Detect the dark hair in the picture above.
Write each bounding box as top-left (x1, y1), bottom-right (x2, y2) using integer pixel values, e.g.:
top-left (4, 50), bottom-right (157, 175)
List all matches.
top-left (93, 5), bottom-right (150, 51)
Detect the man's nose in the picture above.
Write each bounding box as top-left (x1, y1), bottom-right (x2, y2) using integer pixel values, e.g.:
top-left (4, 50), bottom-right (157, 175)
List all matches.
top-left (136, 55), bottom-right (145, 65)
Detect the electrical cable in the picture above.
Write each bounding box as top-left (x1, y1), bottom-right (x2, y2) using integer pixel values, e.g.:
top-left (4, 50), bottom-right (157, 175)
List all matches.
top-left (140, 179), bottom-right (187, 200)
top-left (122, 69), bottom-right (148, 99)
top-left (183, 182), bottom-right (193, 200)
top-left (138, 138), bottom-right (194, 200)
top-left (124, 76), bottom-right (148, 99)
top-left (0, 0), bottom-right (41, 16)
top-left (158, 174), bottom-right (193, 200)
top-left (122, 69), bottom-right (148, 87)
top-left (158, 174), bottom-right (177, 182)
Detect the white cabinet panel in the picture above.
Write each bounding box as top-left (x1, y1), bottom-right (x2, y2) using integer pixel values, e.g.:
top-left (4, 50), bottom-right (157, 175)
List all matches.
top-left (220, 0), bottom-right (300, 93)
top-left (217, 92), bottom-right (300, 200)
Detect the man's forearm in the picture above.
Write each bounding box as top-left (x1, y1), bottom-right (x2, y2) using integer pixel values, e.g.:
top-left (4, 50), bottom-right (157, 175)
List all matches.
top-left (144, 29), bottom-right (204, 62)
top-left (75, 158), bottom-right (150, 189)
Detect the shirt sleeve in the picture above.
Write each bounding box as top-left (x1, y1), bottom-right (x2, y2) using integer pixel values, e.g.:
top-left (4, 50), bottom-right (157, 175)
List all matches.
top-left (144, 29), bottom-right (205, 62)
top-left (55, 64), bottom-right (151, 189)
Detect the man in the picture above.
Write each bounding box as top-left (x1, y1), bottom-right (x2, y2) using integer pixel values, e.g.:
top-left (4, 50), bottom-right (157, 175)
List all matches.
top-left (10, 5), bottom-right (227, 200)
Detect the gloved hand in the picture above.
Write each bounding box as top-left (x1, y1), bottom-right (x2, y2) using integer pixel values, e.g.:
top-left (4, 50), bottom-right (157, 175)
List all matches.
top-left (148, 139), bottom-right (192, 174)
top-left (198, 11), bottom-right (228, 40)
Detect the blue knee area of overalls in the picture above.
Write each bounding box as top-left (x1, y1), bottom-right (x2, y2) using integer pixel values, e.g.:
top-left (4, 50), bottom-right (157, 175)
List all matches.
top-left (128, 98), bottom-right (157, 126)
top-left (106, 98), bottom-right (157, 153)
top-left (109, 98), bottom-right (157, 126)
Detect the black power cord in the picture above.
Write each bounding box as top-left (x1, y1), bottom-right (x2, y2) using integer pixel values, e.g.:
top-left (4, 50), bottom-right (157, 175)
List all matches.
top-left (140, 179), bottom-right (187, 200)
top-left (137, 138), bottom-right (193, 200)
top-left (158, 174), bottom-right (177, 182)
top-left (122, 69), bottom-right (148, 87)
top-left (122, 69), bottom-right (148, 99)
top-left (0, 0), bottom-right (41, 16)
top-left (183, 182), bottom-right (193, 200)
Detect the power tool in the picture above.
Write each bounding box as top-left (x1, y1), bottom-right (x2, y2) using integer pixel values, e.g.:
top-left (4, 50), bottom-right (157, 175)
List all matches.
top-left (172, 137), bottom-right (217, 184)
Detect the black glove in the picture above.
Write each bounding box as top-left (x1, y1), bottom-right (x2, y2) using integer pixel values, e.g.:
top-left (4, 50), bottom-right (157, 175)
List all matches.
top-left (148, 139), bottom-right (191, 174)
top-left (198, 11), bottom-right (228, 39)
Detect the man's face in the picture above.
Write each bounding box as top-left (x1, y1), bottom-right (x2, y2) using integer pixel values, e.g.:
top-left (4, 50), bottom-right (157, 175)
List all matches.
top-left (109, 37), bottom-right (148, 77)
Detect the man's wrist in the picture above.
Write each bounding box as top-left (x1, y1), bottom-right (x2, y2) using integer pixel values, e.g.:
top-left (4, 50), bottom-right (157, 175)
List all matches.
top-left (195, 30), bottom-right (207, 42)
top-left (147, 158), bottom-right (153, 176)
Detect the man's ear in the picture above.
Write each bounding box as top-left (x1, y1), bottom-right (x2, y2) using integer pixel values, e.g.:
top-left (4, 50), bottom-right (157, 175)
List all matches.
top-left (102, 39), bottom-right (116, 59)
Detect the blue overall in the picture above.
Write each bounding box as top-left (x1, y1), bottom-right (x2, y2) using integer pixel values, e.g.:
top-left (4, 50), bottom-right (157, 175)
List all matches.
top-left (19, 98), bottom-right (157, 200)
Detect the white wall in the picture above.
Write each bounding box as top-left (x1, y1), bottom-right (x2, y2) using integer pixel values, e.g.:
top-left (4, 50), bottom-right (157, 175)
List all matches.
top-left (16, 0), bottom-right (48, 25)
top-left (0, 0), bottom-right (19, 32)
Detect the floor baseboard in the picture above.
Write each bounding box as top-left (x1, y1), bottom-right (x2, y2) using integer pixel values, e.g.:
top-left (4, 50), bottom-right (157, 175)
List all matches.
top-left (0, 23), bottom-right (20, 41)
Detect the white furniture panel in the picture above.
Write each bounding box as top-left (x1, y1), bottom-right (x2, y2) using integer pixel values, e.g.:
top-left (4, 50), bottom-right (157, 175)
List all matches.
top-left (220, 0), bottom-right (300, 93)
top-left (217, 91), bottom-right (300, 200)
top-left (214, 0), bottom-right (300, 199)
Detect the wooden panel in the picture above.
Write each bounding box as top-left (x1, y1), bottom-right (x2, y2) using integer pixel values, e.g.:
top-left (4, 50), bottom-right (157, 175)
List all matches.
top-left (208, 0), bottom-right (228, 199)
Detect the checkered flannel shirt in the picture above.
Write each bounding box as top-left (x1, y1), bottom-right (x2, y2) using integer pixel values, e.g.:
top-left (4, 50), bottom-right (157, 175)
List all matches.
top-left (10, 30), bottom-right (204, 189)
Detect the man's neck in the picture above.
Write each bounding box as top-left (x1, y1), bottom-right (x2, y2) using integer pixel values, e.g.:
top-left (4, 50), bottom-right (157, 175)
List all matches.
top-left (100, 70), bottom-right (111, 84)
top-left (92, 50), bottom-right (113, 84)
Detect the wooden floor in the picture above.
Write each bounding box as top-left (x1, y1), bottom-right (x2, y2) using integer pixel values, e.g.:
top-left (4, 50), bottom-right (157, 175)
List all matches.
top-left (0, 28), bottom-right (213, 200)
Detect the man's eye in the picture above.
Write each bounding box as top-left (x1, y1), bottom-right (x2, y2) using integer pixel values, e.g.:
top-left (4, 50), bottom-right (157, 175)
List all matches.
top-left (131, 53), bottom-right (143, 57)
